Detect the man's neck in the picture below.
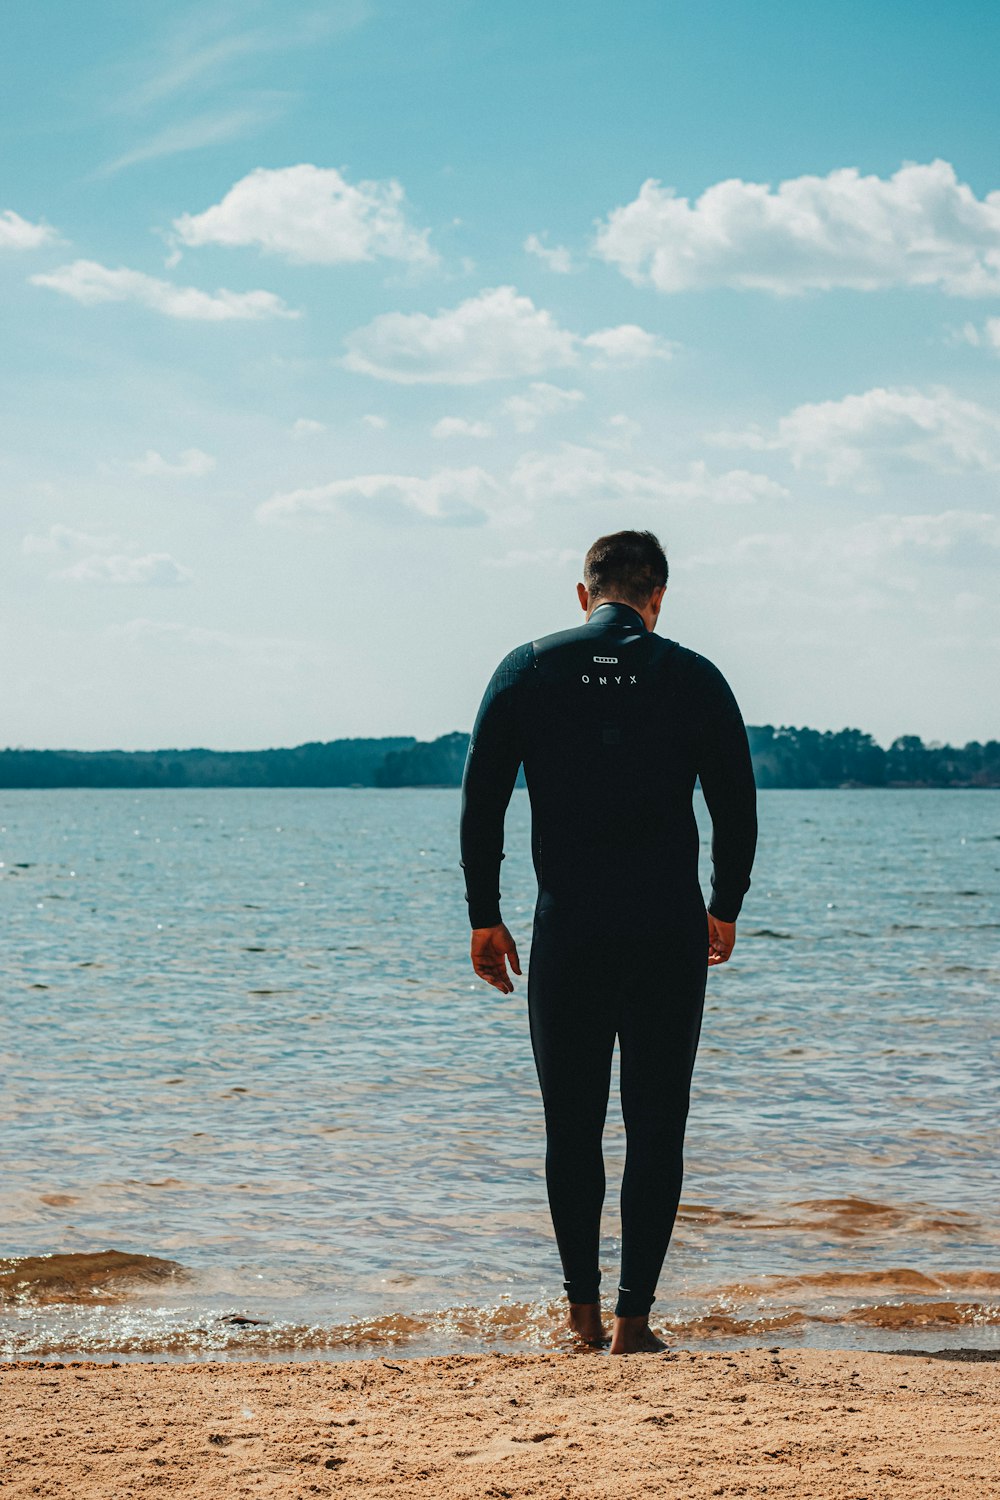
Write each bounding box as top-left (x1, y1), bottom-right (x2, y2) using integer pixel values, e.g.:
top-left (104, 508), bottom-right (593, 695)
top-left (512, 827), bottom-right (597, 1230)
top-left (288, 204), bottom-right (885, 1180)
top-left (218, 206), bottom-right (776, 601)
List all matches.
top-left (588, 599), bottom-right (650, 631)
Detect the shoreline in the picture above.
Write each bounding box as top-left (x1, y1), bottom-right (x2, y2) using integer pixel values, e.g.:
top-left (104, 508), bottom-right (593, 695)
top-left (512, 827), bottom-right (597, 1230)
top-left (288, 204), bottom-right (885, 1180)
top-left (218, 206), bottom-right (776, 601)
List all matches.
top-left (3, 1346), bottom-right (997, 1498)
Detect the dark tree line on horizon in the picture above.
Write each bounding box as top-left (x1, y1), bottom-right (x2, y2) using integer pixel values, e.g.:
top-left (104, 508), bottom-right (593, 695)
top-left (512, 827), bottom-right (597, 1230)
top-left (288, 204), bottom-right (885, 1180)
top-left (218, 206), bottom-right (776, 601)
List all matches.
top-left (0, 727), bottom-right (997, 789)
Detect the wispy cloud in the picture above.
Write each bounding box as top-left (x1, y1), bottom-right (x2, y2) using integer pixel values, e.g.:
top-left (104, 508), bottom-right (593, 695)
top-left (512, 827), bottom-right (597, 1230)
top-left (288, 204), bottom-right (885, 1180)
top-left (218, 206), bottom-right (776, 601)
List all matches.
top-left (131, 448), bottom-right (216, 476)
top-left (56, 553), bottom-right (193, 586)
top-left (122, 5), bottom-right (369, 110)
top-left (957, 317), bottom-right (1000, 353)
top-left (511, 445), bottom-right (788, 506)
top-left (524, 233), bottom-right (576, 274)
top-left (23, 522), bottom-right (193, 586)
top-left (23, 524), bottom-right (118, 555)
top-left (431, 417), bottom-right (494, 439)
top-left (258, 468), bottom-right (498, 526)
top-left (683, 510), bottom-right (1000, 616)
top-left (0, 209), bottom-right (57, 251)
top-left (502, 383), bottom-right (585, 433)
top-left (126, 27), bottom-right (280, 111)
top-left (96, 5), bottom-right (371, 173)
top-left (110, 617), bottom-right (324, 668)
top-left (100, 105), bottom-right (283, 176)
top-left (31, 260), bottom-right (298, 321)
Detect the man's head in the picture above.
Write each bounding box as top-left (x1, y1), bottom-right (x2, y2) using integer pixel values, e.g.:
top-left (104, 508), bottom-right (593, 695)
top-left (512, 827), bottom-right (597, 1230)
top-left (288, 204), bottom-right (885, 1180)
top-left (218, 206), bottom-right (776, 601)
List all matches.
top-left (577, 529), bottom-right (668, 631)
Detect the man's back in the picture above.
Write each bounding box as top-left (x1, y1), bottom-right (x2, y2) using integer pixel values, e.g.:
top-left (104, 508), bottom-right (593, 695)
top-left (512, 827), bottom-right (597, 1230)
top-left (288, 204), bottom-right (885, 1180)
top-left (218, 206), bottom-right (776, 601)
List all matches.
top-left (460, 600), bottom-right (757, 931)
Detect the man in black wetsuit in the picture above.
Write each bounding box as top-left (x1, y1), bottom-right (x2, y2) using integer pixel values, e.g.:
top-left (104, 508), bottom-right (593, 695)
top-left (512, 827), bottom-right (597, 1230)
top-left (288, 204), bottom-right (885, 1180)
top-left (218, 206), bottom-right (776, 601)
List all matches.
top-left (459, 529), bottom-right (757, 1355)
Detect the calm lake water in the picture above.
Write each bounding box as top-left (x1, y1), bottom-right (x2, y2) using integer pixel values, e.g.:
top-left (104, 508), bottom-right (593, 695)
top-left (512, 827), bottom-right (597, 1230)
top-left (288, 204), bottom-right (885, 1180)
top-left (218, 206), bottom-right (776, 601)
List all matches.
top-left (1, 788), bottom-right (997, 1360)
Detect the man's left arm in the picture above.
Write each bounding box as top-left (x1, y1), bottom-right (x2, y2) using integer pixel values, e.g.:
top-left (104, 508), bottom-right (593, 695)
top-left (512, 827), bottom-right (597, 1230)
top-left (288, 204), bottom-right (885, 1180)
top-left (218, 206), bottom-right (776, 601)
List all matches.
top-left (693, 658), bottom-right (758, 964)
top-left (460, 647), bottom-right (529, 991)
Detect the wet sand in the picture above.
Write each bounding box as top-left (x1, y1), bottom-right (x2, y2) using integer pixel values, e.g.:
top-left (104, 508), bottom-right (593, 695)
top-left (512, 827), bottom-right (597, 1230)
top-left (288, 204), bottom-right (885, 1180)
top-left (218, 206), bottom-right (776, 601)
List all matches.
top-left (3, 1346), bottom-right (997, 1498)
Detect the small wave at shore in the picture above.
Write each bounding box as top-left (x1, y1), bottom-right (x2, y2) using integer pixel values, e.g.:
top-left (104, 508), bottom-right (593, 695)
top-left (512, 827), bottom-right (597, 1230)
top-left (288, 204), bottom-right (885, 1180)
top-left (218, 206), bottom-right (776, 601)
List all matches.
top-left (0, 1251), bottom-right (187, 1306)
top-left (710, 1267), bottom-right (1000, 1298)
top-left (2, 1252), bottom-right (998, 1359)
top-left (674, 1195), bottom-right (981, 1239)
top-left (3, 1297), bottom-right (998, 1360)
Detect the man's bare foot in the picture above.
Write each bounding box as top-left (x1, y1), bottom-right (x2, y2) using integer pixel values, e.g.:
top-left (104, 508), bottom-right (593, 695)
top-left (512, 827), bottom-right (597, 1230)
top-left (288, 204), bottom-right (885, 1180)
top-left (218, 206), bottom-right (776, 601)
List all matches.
top-left (609, 1314), bottom-right (669, 1354)
top-left (567, 1301), bottom-right (607, 1346)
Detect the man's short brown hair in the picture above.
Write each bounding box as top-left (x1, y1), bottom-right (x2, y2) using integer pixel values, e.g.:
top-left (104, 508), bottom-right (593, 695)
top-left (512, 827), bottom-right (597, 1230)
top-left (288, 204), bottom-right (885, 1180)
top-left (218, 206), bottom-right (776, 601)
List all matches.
top-left (583, 529), bottom-right (668, 609)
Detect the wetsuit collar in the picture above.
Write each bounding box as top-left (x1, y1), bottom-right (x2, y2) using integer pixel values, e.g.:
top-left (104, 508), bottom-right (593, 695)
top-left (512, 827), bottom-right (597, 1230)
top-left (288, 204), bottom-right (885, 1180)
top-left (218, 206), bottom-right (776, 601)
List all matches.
top-left (588, 601), bottom-right (647, 631)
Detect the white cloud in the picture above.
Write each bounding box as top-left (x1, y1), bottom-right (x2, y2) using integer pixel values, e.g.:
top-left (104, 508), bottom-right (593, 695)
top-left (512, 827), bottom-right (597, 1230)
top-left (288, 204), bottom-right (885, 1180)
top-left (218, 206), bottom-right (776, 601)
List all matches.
top-left (172, 164), bottom-right (436, 266)
top-left (594, 160), bottom-right (1000, 296)
top-left (502, 382), bottom-right (585, 433)
top-left (55, 553), bottom-right (193, 586)
top-left (714, 385), bottom-right (1000, 486)
top-left (109, 617), bottom-right (323, 667)
top-left (30, 259), bottom-right (297, 321)
top-left (1, 209), bottom-right (56, 251)
top-left (344, 286), bottom-right (576, 384)
top-left (362, 413), bottom-right (388, 429)
top-left (23, 524), bottom-right (117, 555)
top-left (431, 417), bottom-right (494, 439)
top-left (291, 418), bottom-right (327, 438)
top-left (258, 447), bottom-right (783, 530)
top-left (603, 413), bottom-right (643, 447)
top-left (24, 523), bottom-right (193, 585)
top-left (342, 285), bottom-right (667, 384)
top-left (257, 467), bottom-right (498, 526)
top-left (511, 444), bottom-right (786, 506)
top-left (691, 510), bottom-right (1000, 611)
top-left (131, 447), bottom-right (216, 476)
top-left (523, 233), bottom-right (575, 274)
top-left (840, 509), bottom-right (1000, 563)
top-left (959, 317), bottom-right (1000, 352)
top-left (657, 461), bottom-right (790, 504)
top-left (22, 525), bottom-right (116, 555)
top-left (582, 324), bottom-right (672, 364)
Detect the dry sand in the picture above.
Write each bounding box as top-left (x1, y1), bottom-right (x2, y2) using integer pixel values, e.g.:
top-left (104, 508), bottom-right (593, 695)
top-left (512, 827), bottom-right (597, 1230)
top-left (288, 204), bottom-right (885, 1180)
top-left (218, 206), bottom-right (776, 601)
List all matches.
top-left (2, 1346), bottom-right (997, 1498)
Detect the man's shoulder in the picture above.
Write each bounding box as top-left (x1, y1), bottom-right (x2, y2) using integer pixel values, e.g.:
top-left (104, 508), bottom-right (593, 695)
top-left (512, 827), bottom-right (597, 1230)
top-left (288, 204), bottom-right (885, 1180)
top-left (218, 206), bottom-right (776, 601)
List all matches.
top-left (529, 620), bottom-right (590, 658)
top-left (670, 642), bottom-right (727, 681)
top-left (492, 622), bottom-right (593, 670)
top-left (488, 639), bottom-right (537, 682)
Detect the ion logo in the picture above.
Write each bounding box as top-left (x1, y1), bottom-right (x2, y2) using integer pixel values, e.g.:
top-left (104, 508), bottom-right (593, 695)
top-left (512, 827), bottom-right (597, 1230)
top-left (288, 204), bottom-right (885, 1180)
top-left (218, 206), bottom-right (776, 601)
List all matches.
top-left (592, 655), bottom-right (618, 664)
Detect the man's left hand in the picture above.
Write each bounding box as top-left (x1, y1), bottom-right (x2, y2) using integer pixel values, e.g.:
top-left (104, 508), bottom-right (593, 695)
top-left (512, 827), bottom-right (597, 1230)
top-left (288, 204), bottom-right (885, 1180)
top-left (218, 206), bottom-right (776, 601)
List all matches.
top-left (470, 924), bottom-right (522, 994)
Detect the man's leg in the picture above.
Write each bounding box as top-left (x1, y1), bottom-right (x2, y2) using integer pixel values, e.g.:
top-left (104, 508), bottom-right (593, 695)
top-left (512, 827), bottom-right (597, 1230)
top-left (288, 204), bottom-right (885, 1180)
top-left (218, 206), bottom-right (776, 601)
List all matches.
top-left (611, 914), bottom-right (708, 1352)
top-left (527, 907), bottom-right (617, 1336)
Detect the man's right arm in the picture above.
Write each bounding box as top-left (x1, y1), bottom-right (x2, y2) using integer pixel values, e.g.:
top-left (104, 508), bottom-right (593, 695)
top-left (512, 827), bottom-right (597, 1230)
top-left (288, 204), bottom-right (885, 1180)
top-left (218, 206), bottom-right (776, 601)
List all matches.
top-left (459, 646), bottom-right (530, 931)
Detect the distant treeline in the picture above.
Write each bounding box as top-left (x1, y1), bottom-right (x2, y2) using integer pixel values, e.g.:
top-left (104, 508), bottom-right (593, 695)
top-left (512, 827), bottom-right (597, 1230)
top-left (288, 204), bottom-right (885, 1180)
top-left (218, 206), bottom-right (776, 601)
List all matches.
top-left (0, 739), bottom-right (414, 789)
top-left (1, 727), bottom-right (997, 789)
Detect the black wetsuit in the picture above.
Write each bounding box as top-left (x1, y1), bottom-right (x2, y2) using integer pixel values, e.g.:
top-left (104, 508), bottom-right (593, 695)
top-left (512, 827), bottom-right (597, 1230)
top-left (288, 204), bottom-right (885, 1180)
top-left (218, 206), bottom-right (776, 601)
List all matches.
top-left (460, 602), bottom-right (757, 1318)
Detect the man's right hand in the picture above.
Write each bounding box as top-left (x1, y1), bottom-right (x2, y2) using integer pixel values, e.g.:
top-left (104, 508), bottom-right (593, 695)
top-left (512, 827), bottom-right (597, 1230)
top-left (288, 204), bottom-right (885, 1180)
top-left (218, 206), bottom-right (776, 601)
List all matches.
top-left (470, 924), bottom-right (522, 994)
top-left (707, 913), bottom-right (736, 966)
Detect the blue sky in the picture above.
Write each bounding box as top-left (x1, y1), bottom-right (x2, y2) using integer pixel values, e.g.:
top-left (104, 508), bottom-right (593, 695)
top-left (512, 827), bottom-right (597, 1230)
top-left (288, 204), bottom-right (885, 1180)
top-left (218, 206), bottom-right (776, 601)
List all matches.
top-left (4, 0), bottom-right (1000, 748)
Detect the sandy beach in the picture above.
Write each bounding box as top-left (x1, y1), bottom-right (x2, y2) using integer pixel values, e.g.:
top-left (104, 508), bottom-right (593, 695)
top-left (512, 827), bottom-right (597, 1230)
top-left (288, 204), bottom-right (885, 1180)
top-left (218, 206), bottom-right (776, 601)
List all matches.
top-left (3, 1345), bottom-right (997, 1498)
